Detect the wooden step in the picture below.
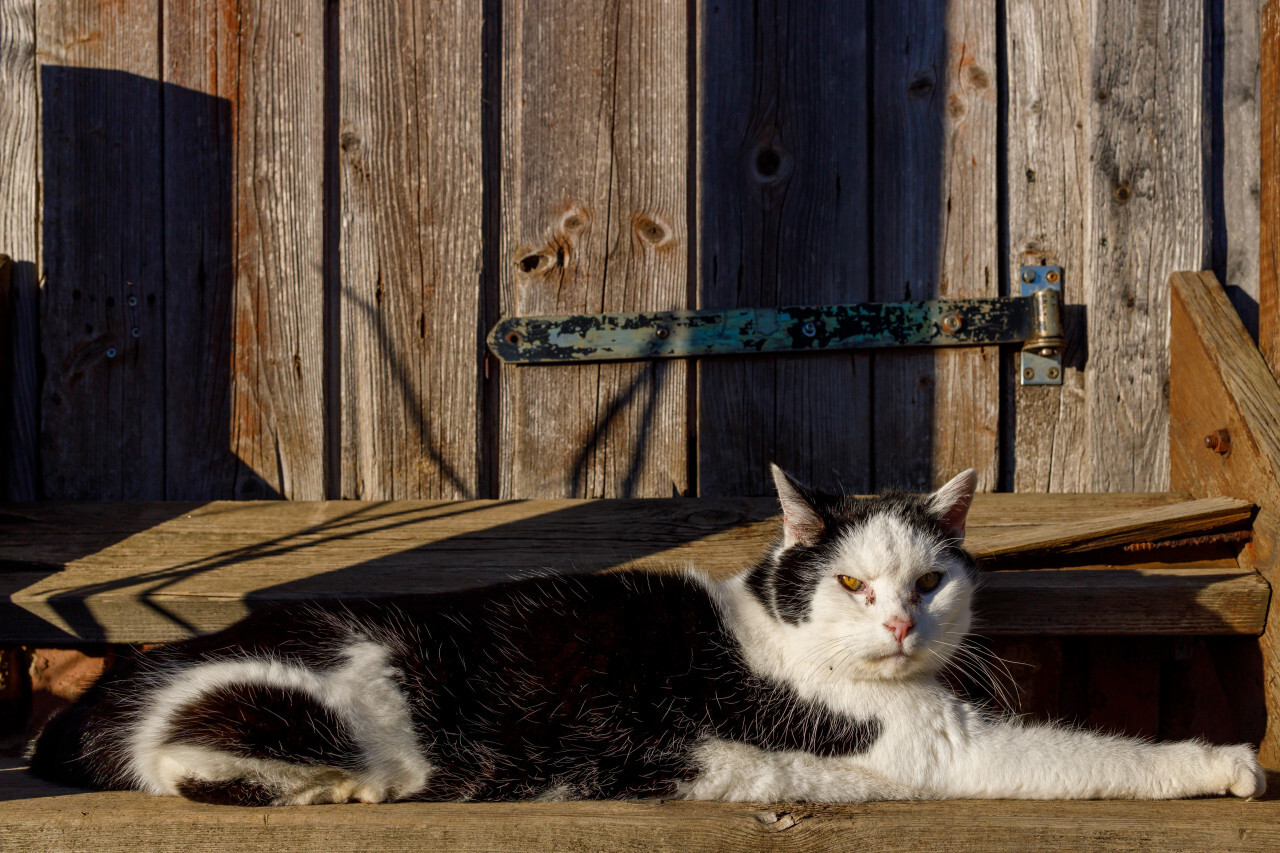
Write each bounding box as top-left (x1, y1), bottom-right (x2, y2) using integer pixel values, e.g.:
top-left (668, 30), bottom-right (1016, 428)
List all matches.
top-left (0, 493), bottom-right (1267, 643)
top-left (1, 760), bottom-right (1276, 853)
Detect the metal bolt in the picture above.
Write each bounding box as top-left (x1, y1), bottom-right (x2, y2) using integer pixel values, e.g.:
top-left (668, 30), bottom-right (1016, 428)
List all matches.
top-left (1023, 367), bottom-right (1035, 381)
top-left (1021, 269), bottom-right (1036, 284)
top-left (131, 327), bottom-right (141, 338)
top-left (106, 347), bottom-right (118, 359)
top-left (1045, 270), bottom-right (1060, 284)
top-left (940, 312), bottom-right (963, 334)
top-left (801, 321), bottom-right (817, 337)
top-left (1204, 429), bottom-right (1231, 454)
top-left (1047, 366), bottom-right (1061, 380)
top-left (127, 295), bottom-right (138, 307)
top-left (655, 325), bottom-right (670, 339)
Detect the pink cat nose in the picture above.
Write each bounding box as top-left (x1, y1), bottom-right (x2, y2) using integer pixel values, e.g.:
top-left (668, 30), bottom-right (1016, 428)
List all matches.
top-left (884, 618), bottom-right (914, 643)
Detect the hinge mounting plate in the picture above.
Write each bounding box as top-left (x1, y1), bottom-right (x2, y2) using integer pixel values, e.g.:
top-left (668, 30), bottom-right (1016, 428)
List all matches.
top-left (1018, 266), bottom-right (1064, 386)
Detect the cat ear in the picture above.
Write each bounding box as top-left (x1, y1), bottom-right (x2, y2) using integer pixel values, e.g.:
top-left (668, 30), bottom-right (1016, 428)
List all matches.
top-left (928, 468), bottom-right (977, 541)
top-left (770, 464), bottom-right (824, 548)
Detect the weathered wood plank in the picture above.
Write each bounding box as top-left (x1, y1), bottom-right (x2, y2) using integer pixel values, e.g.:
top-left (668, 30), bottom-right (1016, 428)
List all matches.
top-left (696, 0), bottom-right (872, 496)
top-left (499, 0), bottom-right (688, 499)
top-left (1085, 0), bottom-right (1205, 491)
top-left (0, 0), bottom-right (38, 501)
top-left (37, 0), bottom-right (165, 499)
top-left (1262, 0), bottom-right (1280, 372)
top-left (973, 497), bottom-right (1254, 561)
top-left (1169, 269), bottom-right (1280, 765)
top-left (870, 0), bottom-right (999, 492)
top-left (338, 0), bottom-right (482, 500)
top-left (2, 761), bottom-right (1277, 853)
top-left (162, 0), bottom-right (239, 499)
top-left (0, 493), bottom-right (1264, 643)
top-left (1005, 0), bottom-right (1091, 491)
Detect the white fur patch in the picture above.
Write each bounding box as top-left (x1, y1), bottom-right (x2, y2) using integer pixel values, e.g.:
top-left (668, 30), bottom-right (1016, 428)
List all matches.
top-left (128, 641), bottom-right (431, 804)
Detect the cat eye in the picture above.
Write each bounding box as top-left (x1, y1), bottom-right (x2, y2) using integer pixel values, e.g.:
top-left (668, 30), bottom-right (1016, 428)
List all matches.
top-left (916, 572), bottom-right (942, 593)
top-left (838, 575), bottom-right (865, 593)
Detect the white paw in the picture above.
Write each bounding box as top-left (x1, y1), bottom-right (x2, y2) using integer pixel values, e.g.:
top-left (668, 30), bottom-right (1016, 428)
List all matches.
top-left (1218, 745), bottom-right (1265, 798)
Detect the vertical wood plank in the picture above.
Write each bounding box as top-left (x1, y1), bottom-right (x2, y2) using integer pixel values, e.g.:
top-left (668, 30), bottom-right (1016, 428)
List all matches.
top-left (1262, 0), bottom-right (1280, 371)
top-left (1217, 0), bottom-right (1262, 338)
top-left (37, 0), bottom-right (165, 499)
top-left (1005, 0), bottom-right (1091, 491)
top-left (1086, 0), bottom-right (1205, 491)
top-left (164, 0), bottom-right (326, 500)
top-left (499, 0), bottom-right (688, 499)
top-left (0, 0), bottom-right (38, 500)
top-left (696, 0), bottom-right (872, 497)
top-left (338, 0), bottom-right (483, 500)
top-left (1009, 0), bottom-right (1205, 492)
top-left (871, 0), bottom-right (998, 492)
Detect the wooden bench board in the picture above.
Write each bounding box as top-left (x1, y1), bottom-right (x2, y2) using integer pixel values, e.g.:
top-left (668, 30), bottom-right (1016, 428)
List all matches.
top-left (1, 762), bottom-right (1276, 853)
top-left (0, 493), bottom-right (1266, 643)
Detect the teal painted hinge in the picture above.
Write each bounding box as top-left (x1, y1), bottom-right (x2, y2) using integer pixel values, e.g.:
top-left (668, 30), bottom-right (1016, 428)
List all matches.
top-left (489, 269), bottom-right (1064, 386)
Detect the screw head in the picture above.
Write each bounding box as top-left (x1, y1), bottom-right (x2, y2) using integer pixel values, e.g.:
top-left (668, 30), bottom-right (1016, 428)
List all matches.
top-left (131, 326), bottom-right (141, 338)
top-left (1021, 269), bottom-right (1036, 284)
top-left (1046, 270), bottom-right (1060, 283)
top-left (655, 325), bottom-right (670, 339)
top-left (105, 347), bottom-right (118, 359)
top-left (941, 312), bottom-right (963, 334)
top-left (1047, 366), bottom-right (1061, 380)
top-left (800, 321), bottom-right (817, 337)
top-left (1023, 367), bottom-right (1035, 381)
top-left (127, 294), bottom-right (138, 307)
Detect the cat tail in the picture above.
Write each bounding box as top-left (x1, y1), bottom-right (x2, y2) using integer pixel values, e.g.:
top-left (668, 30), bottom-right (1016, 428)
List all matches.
top-left (28, 669), bottom-right (136, 790)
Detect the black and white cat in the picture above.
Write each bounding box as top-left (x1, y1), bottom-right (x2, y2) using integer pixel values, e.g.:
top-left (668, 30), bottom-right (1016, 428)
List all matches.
top-left (30, 467), bottom-right (1264, 805)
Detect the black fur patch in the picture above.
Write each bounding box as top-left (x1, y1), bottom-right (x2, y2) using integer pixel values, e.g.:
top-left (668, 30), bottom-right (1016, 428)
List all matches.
top-left (177, 777), bottom-right (276, 806)
top-left (166, 683), bottom-right (360, 767)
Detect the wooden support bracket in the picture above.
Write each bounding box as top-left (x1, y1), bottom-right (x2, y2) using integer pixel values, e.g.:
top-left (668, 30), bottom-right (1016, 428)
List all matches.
top-left (1169, 270), bottom-right (1280, 765)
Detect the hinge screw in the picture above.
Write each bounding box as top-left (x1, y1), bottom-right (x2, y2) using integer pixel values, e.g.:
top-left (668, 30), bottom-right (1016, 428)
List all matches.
top-left (1023, 367), bottom-right (1035, 381)
top-left (655, 325), bottom-right (670, 339)
top-left (1021, 269), bottom-right (1036, 284)
top-left (941, 312), bottom-right (963, 334)
top-left (1045, 270), bottom-right (1060, 284)
top-left (1204, 429), bottom-right (1231, 454)
top-left (800, 321), bottom-right (817, 337)
top-left (1047, 366), bottom-right (1061, 380)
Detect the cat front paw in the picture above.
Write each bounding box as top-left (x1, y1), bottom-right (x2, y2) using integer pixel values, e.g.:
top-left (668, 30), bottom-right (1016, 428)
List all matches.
top-left (1218, 745), bottom-right (1265, 799)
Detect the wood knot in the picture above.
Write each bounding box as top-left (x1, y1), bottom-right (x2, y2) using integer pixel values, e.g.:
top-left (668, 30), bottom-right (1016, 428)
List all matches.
top-left (907, 70), bottom-right (936, 98)
top-left (946, 92), bottom-right (966, 118)
top-left (1114, 182), bottom-right (1131, 203)
top-left (559, 207), bottom-right (590, 235)
top-left (750, 141), bottom-right (791, 184)
top-left (966, 65), bottom-right (990, 89)
top-left (632, 212), bottom-right (672, 247)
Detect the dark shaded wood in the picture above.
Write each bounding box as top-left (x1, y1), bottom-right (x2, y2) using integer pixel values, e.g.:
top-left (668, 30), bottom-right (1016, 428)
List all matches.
top-left (37, 1), bottom-right (164, 499)
top-left (2, 760), bottom-right (1278, 852)
top-left (870, 0), bottom-right (998, 492)
top-left (0, 0), bottom-right (38, 501)
top-left (696, 0), bottom-right (872, 497)
top-left (498, 0), bottom-right (688, 499)
top-left (1168, 269), bottom-right (1280, 765)
top-left (1263, 0), bottom-right (1280, 372)
top-left (1084, 637), bottom-right (1161, 738)
top-left (338, 0), bottom-right (483, 499)
top-left (162, 2), bottom-right (239, 499)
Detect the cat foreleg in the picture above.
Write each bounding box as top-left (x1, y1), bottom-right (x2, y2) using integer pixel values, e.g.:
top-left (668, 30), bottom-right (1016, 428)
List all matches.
top-left (677, 738), bottom-right (912, 802)
top-left (927, 718), bottom-right (1265, 801)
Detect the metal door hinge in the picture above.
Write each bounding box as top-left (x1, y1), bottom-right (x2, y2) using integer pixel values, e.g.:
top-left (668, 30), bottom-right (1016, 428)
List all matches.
top-left (1018, 265), bottom-right (1064, 386)
top-left (489, 271), bottom-right (1065, 387)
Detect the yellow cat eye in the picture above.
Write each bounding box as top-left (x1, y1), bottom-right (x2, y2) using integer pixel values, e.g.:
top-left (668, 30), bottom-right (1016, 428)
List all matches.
top-left (838, 575), bottom-right (864, 593)
top-left (916, 572), bottom-right (942, 593)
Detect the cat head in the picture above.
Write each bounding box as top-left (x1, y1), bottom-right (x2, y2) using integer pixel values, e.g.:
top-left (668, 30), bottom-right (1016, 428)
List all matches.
top-left (742, 466), bottom-right (979, 680)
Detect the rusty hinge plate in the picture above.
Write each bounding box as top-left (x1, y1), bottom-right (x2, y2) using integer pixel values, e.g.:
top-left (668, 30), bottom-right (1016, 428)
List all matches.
top-left (489, 288), bottom-right (1064, 389)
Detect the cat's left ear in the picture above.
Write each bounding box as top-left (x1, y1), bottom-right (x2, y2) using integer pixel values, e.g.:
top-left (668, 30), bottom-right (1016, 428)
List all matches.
top-left (928, 469), bottom-right (977, 541)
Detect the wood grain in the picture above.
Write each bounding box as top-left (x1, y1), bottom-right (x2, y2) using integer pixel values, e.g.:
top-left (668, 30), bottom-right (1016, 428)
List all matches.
top-left (0, 493), bottom-right (1264, 643)
top-left (162, 0), bottom-right (240, 499)
top-left (37, 0), bottom-right (165, 500)
top-left (0, 0), bottom-right (37, 501)
top-left (1085, 0), bottom-right (1205, 492)
top-left (696, 0), bottom-right (872, 496)
top-left (870, 0), bottom-right (999, 492)
top-left (498, 0), bottom-right (688, 499)
top-left (1263, 0), bottom-right (1280, 373)
top-left (1004, 0), bottom-right (1091, 491)
top-left (338, 0), bottom-right (483, 500)
top-left (2, 761), bottom-right (1278, 853)
top-left (1169, 269), bottom-right (1280, 765)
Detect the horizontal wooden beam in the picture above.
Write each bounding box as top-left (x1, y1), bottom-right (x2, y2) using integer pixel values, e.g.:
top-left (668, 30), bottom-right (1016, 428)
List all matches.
top-left (1, 761), bottom-right (1277, 853)
top-left (0, 494), bottom-right (1267, 643)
